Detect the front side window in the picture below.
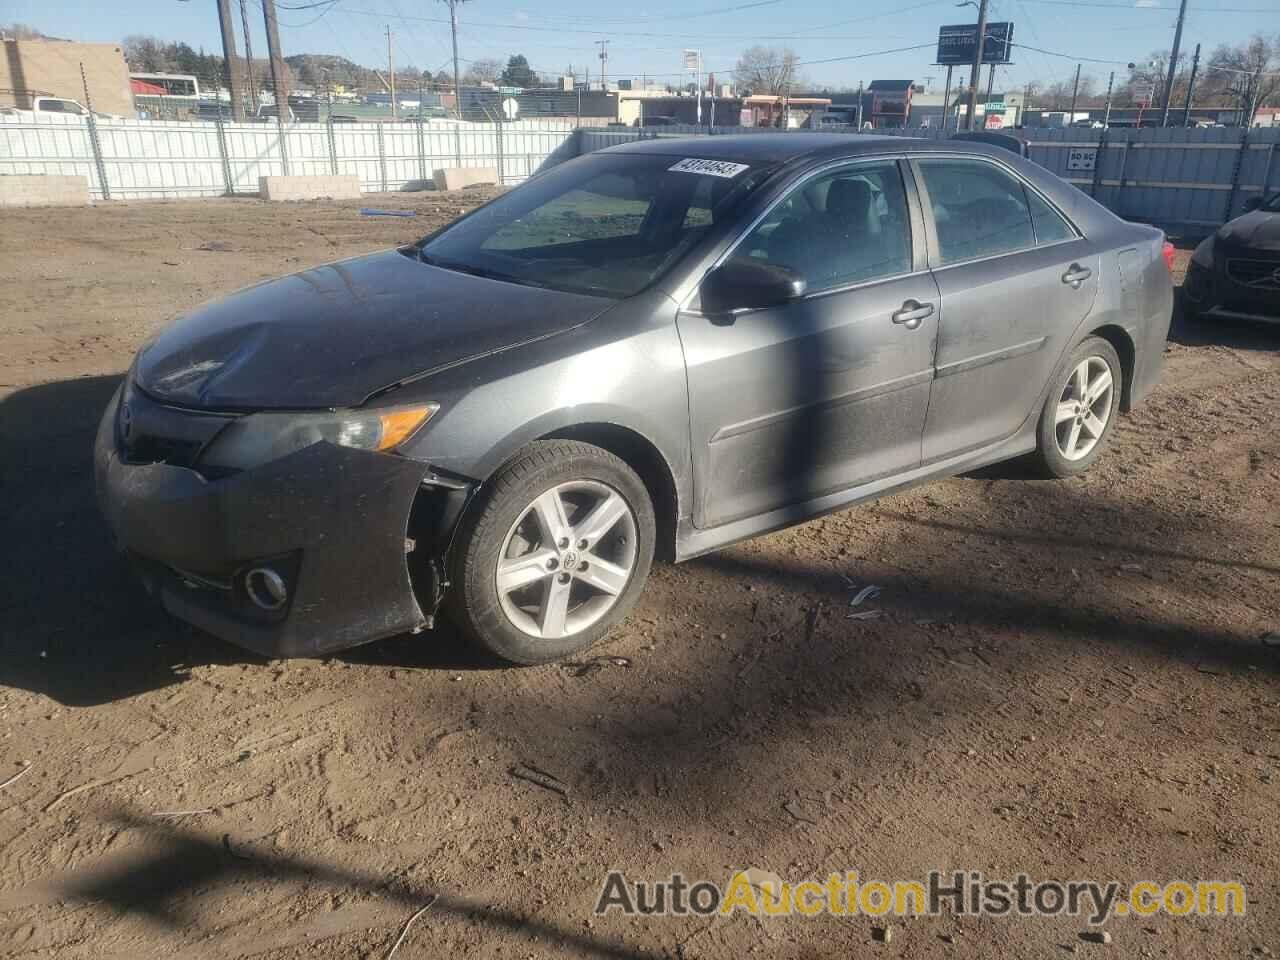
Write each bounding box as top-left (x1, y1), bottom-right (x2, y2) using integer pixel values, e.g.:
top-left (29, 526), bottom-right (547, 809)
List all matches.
top-left (732, 160), bottom-right (913, 292)
top-left (420, 154), bottom-right (774, 298)
top-left (916, 158), bottom-right (1036, 264)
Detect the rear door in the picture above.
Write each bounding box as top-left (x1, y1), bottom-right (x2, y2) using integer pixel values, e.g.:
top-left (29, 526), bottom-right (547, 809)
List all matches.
top-left (911, 155), bottom-right (1100, 462)
top-left (678, 157), bottom-right (940, 529)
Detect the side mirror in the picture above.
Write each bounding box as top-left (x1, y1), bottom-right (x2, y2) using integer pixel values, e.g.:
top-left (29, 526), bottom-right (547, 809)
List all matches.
top-left (700, 258), bottom-right (807, 316)
top-left (1243, 196), bottom-right (1263, 213)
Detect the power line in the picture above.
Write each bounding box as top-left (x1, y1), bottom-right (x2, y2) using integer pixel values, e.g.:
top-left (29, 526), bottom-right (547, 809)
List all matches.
top-left (1019, 0), bottom-right (1272, 12)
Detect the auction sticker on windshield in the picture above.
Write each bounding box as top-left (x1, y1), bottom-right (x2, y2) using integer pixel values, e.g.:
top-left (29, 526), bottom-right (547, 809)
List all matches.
top-left (668, 158), bottom-right (750, 178)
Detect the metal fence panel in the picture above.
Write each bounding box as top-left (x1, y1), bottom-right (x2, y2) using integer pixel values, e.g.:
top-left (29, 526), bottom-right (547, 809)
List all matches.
top-left (1, 116), bottom-right (1274, 229)
top-left (0, 117), bottom-right (578, 200)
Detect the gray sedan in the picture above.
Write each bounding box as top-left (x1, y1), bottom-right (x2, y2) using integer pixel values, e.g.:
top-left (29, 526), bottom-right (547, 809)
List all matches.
top-left (96, 134), bottom-right (1174, 664)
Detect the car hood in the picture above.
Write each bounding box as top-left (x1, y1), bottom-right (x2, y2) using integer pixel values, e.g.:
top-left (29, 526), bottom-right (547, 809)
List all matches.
top-left (135, 249), bottom-right (614, 409)
top-left (1217, 210), bottom-right (1280, 252)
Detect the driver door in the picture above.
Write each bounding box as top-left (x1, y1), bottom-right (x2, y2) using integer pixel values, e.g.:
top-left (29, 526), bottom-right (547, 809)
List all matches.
top-left (677, 158), bottom-right (940, 529)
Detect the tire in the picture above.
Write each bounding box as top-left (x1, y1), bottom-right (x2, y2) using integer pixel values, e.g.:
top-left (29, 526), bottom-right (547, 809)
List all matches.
top-left (448, 440), bottom-right (656, 665)
top-left (1033, 336), bottom-right (1123, 479)
top-left (1177, 287), bottom-right (1204, 323)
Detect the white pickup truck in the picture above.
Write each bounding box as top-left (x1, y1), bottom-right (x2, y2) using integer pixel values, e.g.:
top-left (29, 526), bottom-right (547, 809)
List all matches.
top-left (0, 97), bottom-right (122, 121)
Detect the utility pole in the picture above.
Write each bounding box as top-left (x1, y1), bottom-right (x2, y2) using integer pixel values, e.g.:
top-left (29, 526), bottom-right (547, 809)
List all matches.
top-left (856, 79), bottom-right (864, 129)
top-left (942, 67), bottom-right (952, 132)
top-left (215, 0), bottom-right (246, 121)
top-left (596, 40), bottom-right (609, 91)
top-left (1103, 70), bottom-right (1115, 126)
top-left (1243, 60), bottom-right (1264, 128)
top-left (1180, 43), bottom-right (1200, 127)
top-left (1159, 0), bottom-right (1189, 126)
top-left (965, 0), bottom-right (988, 130)
top-left (386, 26), bottom-right (397, 120)
top-left (1068, 62), bottom-right (1082, 120)
top-left (441, 0), bottom-right (465, 120)
top-left (260, 0), bottom-right (290, 116)
top-left (238, 0), bottom-right (259, 113)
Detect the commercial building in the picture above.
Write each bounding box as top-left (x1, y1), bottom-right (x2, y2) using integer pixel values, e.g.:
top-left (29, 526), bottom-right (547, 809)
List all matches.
top-left (0, 39), bottom-right (133, 116)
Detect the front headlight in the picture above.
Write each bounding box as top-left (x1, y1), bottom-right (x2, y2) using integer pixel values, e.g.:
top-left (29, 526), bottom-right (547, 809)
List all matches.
top-left (1190, 235), bottom-right (1215, 270)
top-left (199, 403), bottom-right (438, 472)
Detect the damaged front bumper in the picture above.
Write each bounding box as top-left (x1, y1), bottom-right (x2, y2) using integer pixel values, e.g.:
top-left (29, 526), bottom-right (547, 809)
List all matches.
top-left (1184, 256), bottom-right (1280, 325)
top-left (94, 386), bottom-right (464, 658)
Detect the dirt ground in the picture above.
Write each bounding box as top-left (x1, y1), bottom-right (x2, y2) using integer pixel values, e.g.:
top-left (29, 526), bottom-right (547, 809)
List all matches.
top-left (1, 193), bottom-right (1278, 960)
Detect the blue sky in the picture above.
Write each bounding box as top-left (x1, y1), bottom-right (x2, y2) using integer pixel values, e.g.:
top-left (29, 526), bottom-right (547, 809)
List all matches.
top-left (7, 0), bottom-right (1273, 94)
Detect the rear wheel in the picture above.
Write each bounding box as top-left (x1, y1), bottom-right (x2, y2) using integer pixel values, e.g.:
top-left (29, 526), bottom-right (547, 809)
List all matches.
top-left (448, 440), bottom-right (655, 664)
top-left (1033, 336), bottom-right (1122, 478)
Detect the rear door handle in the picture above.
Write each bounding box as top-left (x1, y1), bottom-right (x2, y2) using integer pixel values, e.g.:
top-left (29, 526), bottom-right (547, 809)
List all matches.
top-left (891, 300), bottom-right (934, 330)
top-left (1062, 264), bottom-right (1092, 288)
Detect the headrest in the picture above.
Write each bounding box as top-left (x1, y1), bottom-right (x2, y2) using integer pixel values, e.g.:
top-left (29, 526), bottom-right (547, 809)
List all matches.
top-left (826, 178), bottom-right (873, 220)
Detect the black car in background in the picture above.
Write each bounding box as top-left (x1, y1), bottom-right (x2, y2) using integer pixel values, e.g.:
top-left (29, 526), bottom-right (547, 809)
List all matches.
top-left (1184, 192), bottom-right (1280, 325)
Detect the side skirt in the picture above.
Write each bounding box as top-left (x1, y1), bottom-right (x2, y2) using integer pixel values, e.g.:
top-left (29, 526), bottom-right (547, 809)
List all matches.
top-left (673, 425), bottom-right (1038, 562)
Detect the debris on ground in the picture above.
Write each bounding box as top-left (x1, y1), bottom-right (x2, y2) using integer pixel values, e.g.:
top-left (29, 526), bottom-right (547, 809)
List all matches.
top-left (847, 585), bottom-right (881, 607)
top-left (0, 762), bottom-right (32, 790)
top-left (563, 655), bottom-right (631, 677)
top-left (1080, 930), bottom-right (1113, 944)
top-left (872, 925), bottom-right (893, 943)
top-left (360, 208), bottom-right (417, 217)
top-left (783, 800), bottom-right (818, 826)
top-left (385, 896), bottom-right (437, 960)
top-left (510, 761), bottom-right (570, 800)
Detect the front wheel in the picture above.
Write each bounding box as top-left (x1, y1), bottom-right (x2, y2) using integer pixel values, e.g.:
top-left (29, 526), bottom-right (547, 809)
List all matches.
top-left (1033, 336), bottom-right (1123, 478)
top-left (448, 440), bottom-right (655, 665)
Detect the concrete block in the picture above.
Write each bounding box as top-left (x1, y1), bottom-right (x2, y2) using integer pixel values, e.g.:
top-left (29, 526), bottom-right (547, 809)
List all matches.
top-left (0, 174), bottom-right (90, 207)
top-left (258, 174), bottom-right (361, 202)
top-left (432, 166), bottom-right (499, 191)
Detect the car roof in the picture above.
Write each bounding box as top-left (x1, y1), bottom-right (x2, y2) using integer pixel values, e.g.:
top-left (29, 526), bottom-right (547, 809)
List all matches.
top-left (599, 132), bottom-right (1011, 166)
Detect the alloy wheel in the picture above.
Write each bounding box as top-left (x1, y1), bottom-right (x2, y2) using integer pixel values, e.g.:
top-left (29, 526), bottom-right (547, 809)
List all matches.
top-left (1055, 356), bottom-right (1114, 461)
top-left (495, 480), bottom-right (638, 639)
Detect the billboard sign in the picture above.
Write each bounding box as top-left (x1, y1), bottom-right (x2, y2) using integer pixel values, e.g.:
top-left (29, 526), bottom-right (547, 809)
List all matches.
top-left (936, 22), bottom-right (1014, 65)
top-left (683, 49), bottom-right (701, 72)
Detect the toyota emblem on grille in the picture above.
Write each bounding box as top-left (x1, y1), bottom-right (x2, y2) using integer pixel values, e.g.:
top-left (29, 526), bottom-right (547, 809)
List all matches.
top-left (120, 401), bottom-right (133, 441)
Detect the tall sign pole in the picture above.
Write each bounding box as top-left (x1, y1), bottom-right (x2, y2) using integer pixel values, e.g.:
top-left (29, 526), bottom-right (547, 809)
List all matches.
top-left (1159, 0), bottom-right (1189, 126)
top-left (215, 0), bottom-right (246, 121)
top-left (261, 0), bottom-right (290, 115)
top-left (965, 0), bottom-right (988, 130)
top-left (941, 66), bottom-right (952, 132)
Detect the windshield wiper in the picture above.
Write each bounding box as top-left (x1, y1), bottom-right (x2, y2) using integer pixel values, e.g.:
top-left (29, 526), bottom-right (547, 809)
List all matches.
top-left (419, 252), bottom-right (558, 290)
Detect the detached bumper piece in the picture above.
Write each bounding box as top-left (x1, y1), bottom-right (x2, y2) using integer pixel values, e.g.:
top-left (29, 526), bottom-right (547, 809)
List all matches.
top-left (94, 387), bottom-right (432, 657)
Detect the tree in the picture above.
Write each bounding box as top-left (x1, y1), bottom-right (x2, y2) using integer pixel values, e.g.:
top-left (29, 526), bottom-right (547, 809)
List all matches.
top-left (733, 46), bottom-right (803, 96)
top-left (498, 54), bottom-right (537, 88)
top-left (1038, 74), bottom-right (1098, 110)
top-left (123, 35), bottom-right (172, 73)
top-left (463, 58), bottom-right (502, 86)
top-left (1205, 33), bottom-right (1280, 123)
top-left (1, 23), bottom-right (54, 40)
top-left (433, 69), bottom-right (453, 90)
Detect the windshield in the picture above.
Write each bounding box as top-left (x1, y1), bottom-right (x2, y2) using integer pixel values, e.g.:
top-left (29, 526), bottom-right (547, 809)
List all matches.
top-left (1263, 192), bottom-right (1280, 213)
top-left (417, 153), bottom-right (775, 298)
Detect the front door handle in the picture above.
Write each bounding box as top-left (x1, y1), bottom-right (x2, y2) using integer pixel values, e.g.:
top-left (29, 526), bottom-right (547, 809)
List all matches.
top-left (1062, 264), bottom-right (1093, 288)
top-left (891, 300), bottom-right (934, 330)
